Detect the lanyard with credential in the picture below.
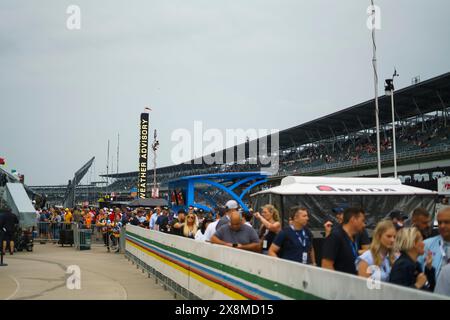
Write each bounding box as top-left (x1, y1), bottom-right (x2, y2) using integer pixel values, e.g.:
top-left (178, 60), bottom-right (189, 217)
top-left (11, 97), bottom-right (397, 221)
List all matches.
top-left (291, 226), bottom-right (307, 248)
top-left (348, 238), bottom-right (359, 259)
top-left (439, 240), bottom-right (449, 264)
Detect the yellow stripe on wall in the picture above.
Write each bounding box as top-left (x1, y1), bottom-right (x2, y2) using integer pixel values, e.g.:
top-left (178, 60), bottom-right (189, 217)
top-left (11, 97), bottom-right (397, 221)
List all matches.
top-left (127, 240), bottom-right (247, 300)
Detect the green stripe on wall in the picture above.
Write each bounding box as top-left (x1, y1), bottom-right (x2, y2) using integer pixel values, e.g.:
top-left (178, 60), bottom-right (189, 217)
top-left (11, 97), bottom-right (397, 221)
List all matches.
top-left (127, 231), bottom-right (321, 300)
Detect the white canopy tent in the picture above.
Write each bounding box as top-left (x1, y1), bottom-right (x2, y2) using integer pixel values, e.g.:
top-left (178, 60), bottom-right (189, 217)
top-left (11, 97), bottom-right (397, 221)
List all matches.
top-left (251, 176), bottom-right (437, 231)
top-left (252, 176), bottom-right (437, 197)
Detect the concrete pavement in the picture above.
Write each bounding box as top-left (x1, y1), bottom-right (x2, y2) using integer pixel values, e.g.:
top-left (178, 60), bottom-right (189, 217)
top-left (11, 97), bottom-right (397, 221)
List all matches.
top-left (0, 243), bottom-right (175, 300)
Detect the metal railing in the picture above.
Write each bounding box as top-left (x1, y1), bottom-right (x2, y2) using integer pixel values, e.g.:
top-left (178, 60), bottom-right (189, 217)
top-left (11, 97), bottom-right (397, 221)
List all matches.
top-left (33, 222), bottom-right (71, 242)
top-left (33, 222), bottom-right (104, 244)
top-left (276, 143), bottom-right (450, 176)
top-left (125, 251), bottom-right (196, 300)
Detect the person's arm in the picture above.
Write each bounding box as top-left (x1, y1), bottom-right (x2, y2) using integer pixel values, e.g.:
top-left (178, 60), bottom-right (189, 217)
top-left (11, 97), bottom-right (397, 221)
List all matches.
top-left (321, 259), bottom-right (335, 270)
top-left (309, 246), bottom-right (317, 266)
top-left (268, 243), bottom-right (280, 257)
top-left (324, 221), bottom-right (333, 238)
top-left (424, 250), bottom-right (436, 291)
top-left (237, 242), bottom-right (261, 253)
top-left (357, 259), bottom-right (371, 278)
top-left (254, 212), bottom-right (281, 233)
top-left (210, 234), bottom-right (232, 247)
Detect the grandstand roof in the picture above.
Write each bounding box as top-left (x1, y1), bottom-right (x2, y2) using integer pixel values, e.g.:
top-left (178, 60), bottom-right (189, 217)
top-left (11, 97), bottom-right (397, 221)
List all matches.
top-left (168, 172), bottom-right (270, 183)
top-left (278, 72), bottom-right (450, 146)
top-left (104, 72), bottom-right (450, 179)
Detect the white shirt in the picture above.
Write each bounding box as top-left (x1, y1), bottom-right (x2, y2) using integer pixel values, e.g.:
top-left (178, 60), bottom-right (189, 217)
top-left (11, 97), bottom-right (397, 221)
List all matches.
top-left (195, 230), bottom-right (205, 242)
top-left (149, 213), bottom-right (159, 229)
top-left (203, 220), bottom-right (220, 242)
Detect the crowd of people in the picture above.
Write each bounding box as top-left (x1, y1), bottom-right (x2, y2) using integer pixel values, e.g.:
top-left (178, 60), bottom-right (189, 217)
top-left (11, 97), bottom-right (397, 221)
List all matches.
top-left (3, 199), bottom-right (448, 297)
top-left (120, 200), bottom-right (450, 296)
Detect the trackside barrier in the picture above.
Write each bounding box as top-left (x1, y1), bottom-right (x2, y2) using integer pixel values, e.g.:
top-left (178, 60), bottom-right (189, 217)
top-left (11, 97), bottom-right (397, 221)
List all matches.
top-left (125, 225), bottom-right (448, 300)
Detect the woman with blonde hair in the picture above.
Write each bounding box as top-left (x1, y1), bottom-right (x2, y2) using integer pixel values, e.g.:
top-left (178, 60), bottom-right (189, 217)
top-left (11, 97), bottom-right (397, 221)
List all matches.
top-left (183, 213), bottom-right (198, 239)
top-left (254, 204), bottom-right (281, 254)
top-left (356, 220), bottom-right (396, 282)
top-left (389, 227), bottom-right (435, 291)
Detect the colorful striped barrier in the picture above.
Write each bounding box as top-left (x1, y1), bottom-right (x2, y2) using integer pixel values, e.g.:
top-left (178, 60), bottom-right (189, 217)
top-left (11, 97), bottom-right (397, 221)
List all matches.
top-left (125, 225), bottom-right (447, 300)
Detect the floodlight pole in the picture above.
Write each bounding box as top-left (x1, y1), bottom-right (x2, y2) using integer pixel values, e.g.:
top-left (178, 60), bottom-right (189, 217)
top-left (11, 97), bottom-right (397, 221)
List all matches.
top-left (152, 130), bottom-right (159, 198)
top-left (390, 88), bottom-right (397, 178)
top-left (385, 70), bottom-right (399, 179)
top-left (371, 0), bottom-right (382, 178)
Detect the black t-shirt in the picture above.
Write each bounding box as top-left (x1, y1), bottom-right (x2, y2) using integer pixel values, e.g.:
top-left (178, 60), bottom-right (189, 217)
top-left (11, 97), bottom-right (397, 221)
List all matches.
top-left (272, 226), bottom-right (314, 264)
top-left (171, 218), bottom-right (184, 236)
top-left (0, 212), bottom-right (19, 234)
top-left (322, 225), bottom-right (359, 275)
top-left (359, 228), bottom-right (370, 247)
top-left (129, 217), bottom-right (140, 226)
top-left (156, 215), bottom-right (169, 233)
top-left (260, 227), bottom-right (277, 252)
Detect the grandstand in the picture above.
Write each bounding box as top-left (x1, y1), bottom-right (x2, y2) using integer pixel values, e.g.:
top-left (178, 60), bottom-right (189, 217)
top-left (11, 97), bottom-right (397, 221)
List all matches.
top-left (27, 72), bottom-right (450, 205)
top-left (102, 72), bottom-right (450, 194)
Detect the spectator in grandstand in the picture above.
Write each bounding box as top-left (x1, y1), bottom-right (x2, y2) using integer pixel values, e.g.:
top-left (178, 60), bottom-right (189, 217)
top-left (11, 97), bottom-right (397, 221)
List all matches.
top-left (404, 208), bottom-right (432, 239)
top-left (182, 213), bottom-right (198, 239)
top-left (149, 207), bottom-right (161, 230)
top-left (435, 264), bottom-right (450, 296)
top-left (355, 220), bottom-right (397, 282)
top-left (254, 205), bottom-right (281, 254)
top-left (0, 209), bottom-right (19, 255)
top-left (155, 209), bottom-right (170, 233)
top-left (418, 207), bottom-right (450, 283)
top-left (171, 209), bottom-right (186, 236)
top-left (321, 208), bottom-right (366, 275)
top-left (211, 210), bottom-right (260, 252)
top-left (195, 219), bottom-right (213, 242)
top-left (389, 227), bottom-right (435, 291)
top-left (268, 207), bottom-right (316, 265)
top-left (387, 210), bottom-right (409, 231)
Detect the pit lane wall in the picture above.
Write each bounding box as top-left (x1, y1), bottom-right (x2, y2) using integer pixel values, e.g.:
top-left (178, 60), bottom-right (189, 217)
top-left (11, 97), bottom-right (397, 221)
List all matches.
top-left (125, 225), bottom-right (447, 300)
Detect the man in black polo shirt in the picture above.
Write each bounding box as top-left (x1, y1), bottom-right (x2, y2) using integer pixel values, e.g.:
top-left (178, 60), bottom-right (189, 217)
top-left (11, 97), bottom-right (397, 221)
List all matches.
top-left (268, 207), bottom-right (316, 265)
top-left (171, 209), bottom-right (186, 236)
top-left (321, 207), bottom-right (366, 275)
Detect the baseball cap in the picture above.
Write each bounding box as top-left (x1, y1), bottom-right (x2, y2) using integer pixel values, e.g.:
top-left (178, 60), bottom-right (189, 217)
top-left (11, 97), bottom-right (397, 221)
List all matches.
top-left (225, 200), bottom-right (239, 210)
top-left (389, 210), bottom-right (409, 220)
top-left (332, 207), bottom-right (345, 214)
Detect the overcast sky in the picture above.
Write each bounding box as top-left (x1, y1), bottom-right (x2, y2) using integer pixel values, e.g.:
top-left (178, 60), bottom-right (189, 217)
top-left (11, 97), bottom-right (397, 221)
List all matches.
top-left (1, 0), bottom-right (450, 186)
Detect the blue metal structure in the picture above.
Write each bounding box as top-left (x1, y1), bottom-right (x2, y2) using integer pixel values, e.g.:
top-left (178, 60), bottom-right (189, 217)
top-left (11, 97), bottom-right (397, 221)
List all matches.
top-left (167, 172), bottom-right (269, 213)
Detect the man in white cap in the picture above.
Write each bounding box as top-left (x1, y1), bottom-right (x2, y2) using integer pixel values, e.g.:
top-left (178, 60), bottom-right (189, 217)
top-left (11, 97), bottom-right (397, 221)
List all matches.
top-left (204, 200), bottom-right (238, 242)
top-left (216, 200), bottom-right (239, 231)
